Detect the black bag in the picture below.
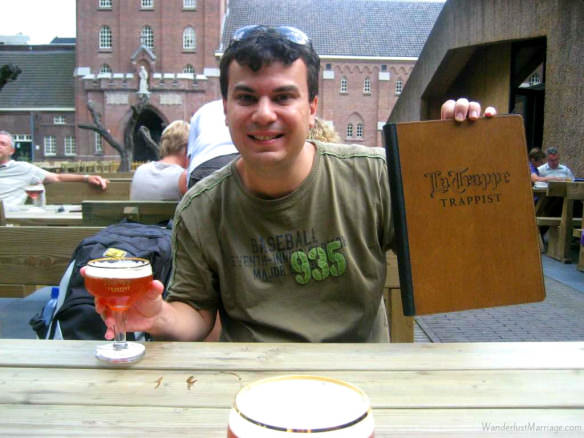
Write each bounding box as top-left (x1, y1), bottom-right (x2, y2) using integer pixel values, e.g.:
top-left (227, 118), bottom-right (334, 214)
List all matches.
top-left (30, 221), bottom-right (173, 340)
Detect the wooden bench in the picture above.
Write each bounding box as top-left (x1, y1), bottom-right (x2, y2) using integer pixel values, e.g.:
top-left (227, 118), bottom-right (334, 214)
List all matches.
top-left (82, 200), bottom-right (178, 226)
top-left (536, 217), bottom-right (582, 227)
top-left (45, 180), bottom-right (131, 204)
top-left (0, 226), bottom-right (102, 297)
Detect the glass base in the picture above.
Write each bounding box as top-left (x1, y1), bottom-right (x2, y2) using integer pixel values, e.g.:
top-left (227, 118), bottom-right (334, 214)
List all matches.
top-left (95, 342), bottom-right (145, 364)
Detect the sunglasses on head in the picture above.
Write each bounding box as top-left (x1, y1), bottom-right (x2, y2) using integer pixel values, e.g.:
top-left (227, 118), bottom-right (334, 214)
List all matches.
top-left (230, 25), bottom-right (312, 47)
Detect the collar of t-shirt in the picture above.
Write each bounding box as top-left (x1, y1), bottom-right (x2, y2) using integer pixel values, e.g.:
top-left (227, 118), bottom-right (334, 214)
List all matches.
top-left (0, 159), bottom-right (14, 169)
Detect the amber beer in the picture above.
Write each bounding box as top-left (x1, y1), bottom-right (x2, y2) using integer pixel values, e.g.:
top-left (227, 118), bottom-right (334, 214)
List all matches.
top-left (227, 375), bottom-right (375, 437)
top-left (85, 257), bottom-right (153, 311)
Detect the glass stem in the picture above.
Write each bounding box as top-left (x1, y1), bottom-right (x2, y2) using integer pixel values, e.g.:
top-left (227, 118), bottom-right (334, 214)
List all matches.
top-left (113, 311), bottom-right (128, 350)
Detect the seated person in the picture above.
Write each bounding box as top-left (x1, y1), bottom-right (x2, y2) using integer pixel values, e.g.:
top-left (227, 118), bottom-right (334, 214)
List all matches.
top-left (537, 147), bottom-right (575, 184)
top-left (308, 117), bottom-right (341, 143)
top-left (90, 25), bottom-right (495, 344)
top-left (130, 120), bottom-right (189, 200)
top-left (528, 147), bottom-right (546, 185)
top-left (0, 130), bottom-right (108, 210)
top-left (187, 99), bottom-right (239, 188)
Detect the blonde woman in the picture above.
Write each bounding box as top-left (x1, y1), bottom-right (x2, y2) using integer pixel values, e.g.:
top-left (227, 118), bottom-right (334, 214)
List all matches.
top-left (130, 120), bottom-right (190, 200)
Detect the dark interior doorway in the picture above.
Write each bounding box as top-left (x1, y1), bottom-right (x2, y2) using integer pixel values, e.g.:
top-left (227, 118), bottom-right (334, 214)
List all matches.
top-left (509, 37), bottom-right (546, 150)
top-left (132, 108), bottom-right (165, 162)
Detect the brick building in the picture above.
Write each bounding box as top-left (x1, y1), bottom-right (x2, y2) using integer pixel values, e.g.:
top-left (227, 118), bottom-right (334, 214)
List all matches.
top-left (1, 0), bottom-right (443, 163)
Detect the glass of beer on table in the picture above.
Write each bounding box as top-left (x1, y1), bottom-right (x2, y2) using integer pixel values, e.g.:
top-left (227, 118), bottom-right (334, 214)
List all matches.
top-left (84, 257), bottom-right (152, 363)
top-left (227, 375), bottom-right (375, 437)
top-left (24, 184), bottom-right (45, 207)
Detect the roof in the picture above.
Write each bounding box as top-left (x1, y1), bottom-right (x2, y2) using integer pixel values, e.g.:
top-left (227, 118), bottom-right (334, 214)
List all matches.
top-left (0, 47), bottom-right (75, 108)
top-left (221, 0), bottom-right (444, 58)
top-left (50, 37), bottom-right (76, 45)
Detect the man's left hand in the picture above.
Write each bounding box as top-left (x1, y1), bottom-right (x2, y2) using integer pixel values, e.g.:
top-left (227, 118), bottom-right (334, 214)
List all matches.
top-left (441, 98), bottom-right (497, 121)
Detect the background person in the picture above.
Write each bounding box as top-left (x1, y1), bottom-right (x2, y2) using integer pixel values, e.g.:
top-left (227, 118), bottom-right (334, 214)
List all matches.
top-left (0, 130), bottom-right (108, 210)
top-left (308, 117), bottom-right (341, 143)
top-left (130, 120), bottom-right (190, 200)
top-left (186, 99), bottom-right (239, 188)
top-left (537, 147), bottom-right (575, 183)
top-left (91, 26), bottom-right (495, 343)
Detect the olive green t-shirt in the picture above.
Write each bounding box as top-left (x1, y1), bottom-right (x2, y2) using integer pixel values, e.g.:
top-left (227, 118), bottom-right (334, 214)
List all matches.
top-left (167, 141), bottom-right (395, 342)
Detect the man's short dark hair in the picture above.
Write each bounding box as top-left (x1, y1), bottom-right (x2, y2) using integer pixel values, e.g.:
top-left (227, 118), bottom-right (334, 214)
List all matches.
top-left (545, 147), bottom-right (559, 156)
top-left (219, 26), bottom-right (320, 101)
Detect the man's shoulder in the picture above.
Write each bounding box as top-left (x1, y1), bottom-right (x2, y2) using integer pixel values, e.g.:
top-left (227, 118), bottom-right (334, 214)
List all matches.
top-left (313, 140), bottom-right (386, 161)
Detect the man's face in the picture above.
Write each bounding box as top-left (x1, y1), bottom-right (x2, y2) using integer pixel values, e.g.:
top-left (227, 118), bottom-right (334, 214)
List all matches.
top-left (223, 59), bottom-right (317, 173)
top-left (547, 154), bottom-right (560, 169)
top-left (0, 134), bottom-right (15, 164)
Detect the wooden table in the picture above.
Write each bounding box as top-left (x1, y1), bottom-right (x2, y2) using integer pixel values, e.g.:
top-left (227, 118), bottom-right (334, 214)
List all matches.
top-left (1, 340), bottom-right (582, 436)
top-left (4, 205), bottom-right (82, 226)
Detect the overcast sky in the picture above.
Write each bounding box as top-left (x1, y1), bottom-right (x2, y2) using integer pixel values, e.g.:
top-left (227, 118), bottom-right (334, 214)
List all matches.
top-left (1, 0), bottom-right (76, 44)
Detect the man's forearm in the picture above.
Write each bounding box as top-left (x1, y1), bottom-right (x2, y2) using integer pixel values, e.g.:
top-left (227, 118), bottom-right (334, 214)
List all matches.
top-left (149, 300), bottom-right (215, 341)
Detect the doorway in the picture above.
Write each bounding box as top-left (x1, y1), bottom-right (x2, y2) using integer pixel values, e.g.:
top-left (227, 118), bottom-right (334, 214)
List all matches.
top-left (132, 107), bottom-right (165, 162)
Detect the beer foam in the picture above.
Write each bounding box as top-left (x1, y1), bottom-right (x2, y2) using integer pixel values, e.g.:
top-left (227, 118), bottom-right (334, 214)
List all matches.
top-left (85, 258), bottom-right (152, 279)
top-left (233, 376), bottom-right (372, 432)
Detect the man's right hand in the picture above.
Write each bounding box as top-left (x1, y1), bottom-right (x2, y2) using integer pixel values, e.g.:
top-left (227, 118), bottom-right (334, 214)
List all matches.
top-left (81, 266), bottom-right (165, 340)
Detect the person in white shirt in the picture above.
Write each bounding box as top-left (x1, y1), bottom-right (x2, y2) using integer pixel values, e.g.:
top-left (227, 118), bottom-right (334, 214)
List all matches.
top-left (537, 147), bottom-right (575, 183)
top-left (0, 130), bottom-right (108, 210)
top-left (186, 99), bottom-right (239, 188)
top-left (130, 120), bottom-right (189, 200)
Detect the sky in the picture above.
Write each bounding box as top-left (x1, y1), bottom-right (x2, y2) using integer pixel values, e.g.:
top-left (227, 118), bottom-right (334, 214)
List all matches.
top-left (1, 0), bottom-right (76, 44)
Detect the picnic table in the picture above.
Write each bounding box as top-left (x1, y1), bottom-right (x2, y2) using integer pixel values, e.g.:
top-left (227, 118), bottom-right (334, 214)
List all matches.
top-left (4, 204), bottom-right (82, 226)
top-left (0, 340), bottom-right (582, 436)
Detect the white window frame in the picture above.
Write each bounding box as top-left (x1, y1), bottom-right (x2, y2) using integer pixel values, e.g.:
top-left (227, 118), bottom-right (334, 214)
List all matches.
top-left (99, 26), bottom-right (112, 49)
top-left (346, 123), bottom-right (353, 138)
top-left (183, 27), bottom-right (196, 50)
top-left (98, 0), bottom-right (112, 9)
top-left (340, 77), bottom-right (348, 94)
top-left (395, 79), bottom-right (403, 95)
top-left (529, 72), bottom-right (540, 86)
top-left (141, 0), bottom-right (154, 9)
top-left (44, 136), bottom-right (57, 156)
top-left (53, 116), bottom-right (66, 125)
top-left (140, 25), bottom-right (154, 48)
top-left (363, 77), bottom-right (371, 94)
top-left (100, 64), bottom-right (112, 74)
top-left (183, 0), bottom-right (196, 9)
top-left (14, 134), bottom-right (32, 142)
top-left (356, 123), bottom-right (364, 138)
top-left (183, 64), bottom-right (195, 74)
top-left (95, 133), bottom-right (103, 154)
top-left (64, 136), bottom-right (76, 156)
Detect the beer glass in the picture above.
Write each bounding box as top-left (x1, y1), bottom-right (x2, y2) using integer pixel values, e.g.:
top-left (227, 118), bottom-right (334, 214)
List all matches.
top-left (24, 184), bottom-right (45, 208)
top-left (227, 375), bottom-right (375, 437)
top-left (84, 257), bottom-right (153, 363)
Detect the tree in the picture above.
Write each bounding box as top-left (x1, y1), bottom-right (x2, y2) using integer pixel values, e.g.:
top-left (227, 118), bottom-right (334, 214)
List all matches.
top-left (0, 64), bottom-right (21, 91)
top-left (78, 96), bottom-right (159, 171)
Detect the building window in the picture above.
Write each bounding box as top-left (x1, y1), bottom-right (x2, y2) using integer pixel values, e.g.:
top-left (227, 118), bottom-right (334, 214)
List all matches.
top-left (99, 26), bottom-right (112, 49)
top-left (183, 27), bottom-right (196, 50)
top-left (140, 25), bottom-right (154, 48)
top-left (346, 123), bottom-right (353, 138)
top-left (183, 0), bottom-right (196, 9)
top-left (64, 137), bottom-right (76, 156)
top-left (381, 64), bottom-right (387, 72)
top-left (53, 116), bottom-right (66, 125)
top-left (340, 77), bottom-right (348, 94)
top-left (100, 64), bottom-right (112, 74)
top-left (183, 64), bottom-right (195, 74)
top-left (356, 123), bottom-right (364, 138)
top-left (326, 63), bottom-right (332, 70)
top-left (141, 0), bottom-right (154, 9)
top-left (395, 79), bottom-right (403, 95)
top-left (363, 77), bottom-right (371, 94)
top-left (98, 0), bottom-right (112, 8)
top-left (95, 133), bottom-right (103, 154)
top-left (44, 136), bottom-right (57, 156)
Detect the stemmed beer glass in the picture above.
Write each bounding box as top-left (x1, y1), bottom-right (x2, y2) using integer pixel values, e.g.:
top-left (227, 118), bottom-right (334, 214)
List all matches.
top-left (84, 257), bottom-right (153, 363)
